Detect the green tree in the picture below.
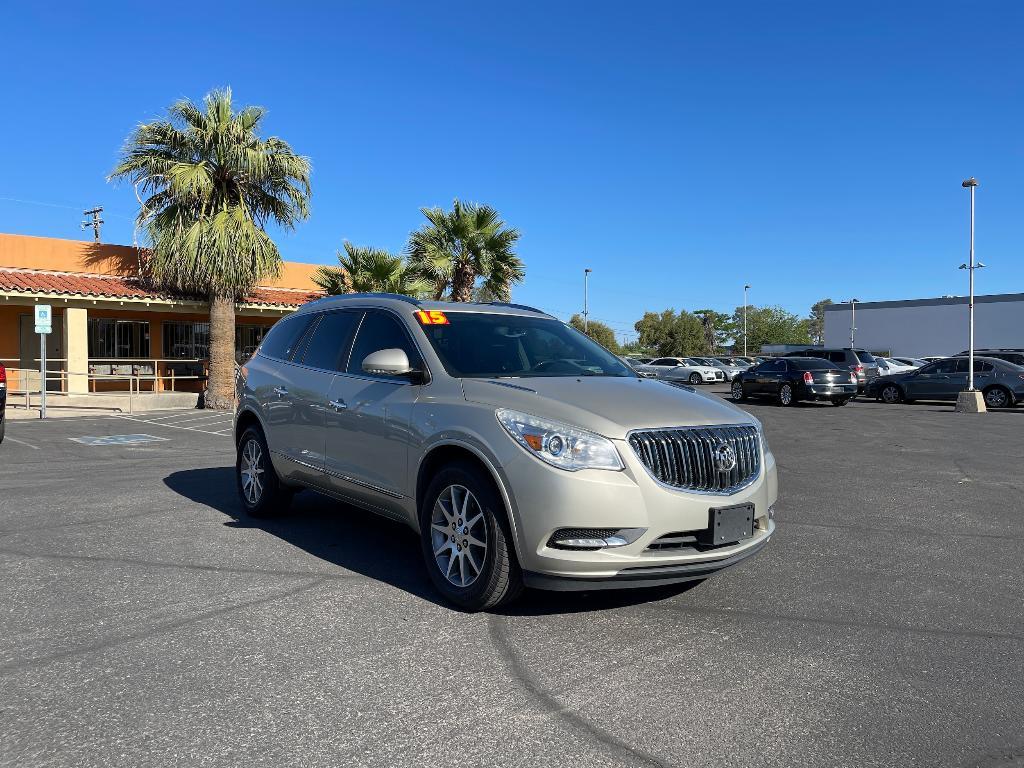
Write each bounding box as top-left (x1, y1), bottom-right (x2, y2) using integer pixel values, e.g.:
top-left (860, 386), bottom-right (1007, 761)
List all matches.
top-left (730, 305), bottom-right (812, 352)
top-left (109, 88), bottom-right (311, 409)
top-left (808, 298), bottom-right (833, 345)
top-left (313, 242), bottom-right (430, 296)
top-left (407, 199), bottom-right (524, 302)
top-left (634, 309), bottom-right (705, 357)
top-left (569, 314), bottom-right (620, 353)
top-left (693, 309), bottom-right (735, 354)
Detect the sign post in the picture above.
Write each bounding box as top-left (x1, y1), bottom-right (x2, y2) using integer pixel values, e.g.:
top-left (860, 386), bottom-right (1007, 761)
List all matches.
top-left (34, 304), bottom-right (52, 419)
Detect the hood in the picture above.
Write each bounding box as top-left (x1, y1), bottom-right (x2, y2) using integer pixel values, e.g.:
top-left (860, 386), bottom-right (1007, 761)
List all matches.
top-left (461, 376), bottom-right (757, 439)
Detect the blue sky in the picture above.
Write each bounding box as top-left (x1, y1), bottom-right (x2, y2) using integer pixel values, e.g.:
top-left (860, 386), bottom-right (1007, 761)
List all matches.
top-left (1, 2), bottom-right (1021, 342)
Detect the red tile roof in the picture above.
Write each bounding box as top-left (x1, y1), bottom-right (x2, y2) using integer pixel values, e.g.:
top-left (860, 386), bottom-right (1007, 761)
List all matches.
top-left (0, 268), bottom-right (321, 307)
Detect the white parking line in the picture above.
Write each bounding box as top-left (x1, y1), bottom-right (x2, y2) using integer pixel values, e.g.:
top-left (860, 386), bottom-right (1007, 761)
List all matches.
top-left (114, 414), bottom-right (231, 438)
top-left (165, 414), bottom-right (232, 426)
top-left (4, 436), bottom-right (40, 450)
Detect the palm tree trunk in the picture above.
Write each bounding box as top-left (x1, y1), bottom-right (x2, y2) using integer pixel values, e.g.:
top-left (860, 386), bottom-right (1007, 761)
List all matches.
top-left (206, 293), bottom-right (236, 410)
top-left (450, 264), bottom-right (476, 302)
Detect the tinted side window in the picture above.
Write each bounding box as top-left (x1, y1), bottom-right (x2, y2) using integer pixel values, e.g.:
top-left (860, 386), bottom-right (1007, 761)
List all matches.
top-left (650, 358), bottom-right (674, 366)
top-left (827, 351), bottom-right (847, 364)
top-left (300, 311), bottom-right (361, 371)
top-left (933, 359), bottom-right (958, 374)
top-left (976, 361), bottom-right (994, 372)
top-left (347, 311), bottom-right (422, 377)
top-left (258, 314), bottom-right (314, 361)
top-left (764, 360), bottom-right (785, 373)
top-left (854, 350), bottom-right (876, 363)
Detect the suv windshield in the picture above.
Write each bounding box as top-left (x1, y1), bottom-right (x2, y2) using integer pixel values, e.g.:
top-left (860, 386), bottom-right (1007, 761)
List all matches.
top-left (419, 312), bottom-right (634, 378)
top-left (854, 349), bottom-right (876, 363)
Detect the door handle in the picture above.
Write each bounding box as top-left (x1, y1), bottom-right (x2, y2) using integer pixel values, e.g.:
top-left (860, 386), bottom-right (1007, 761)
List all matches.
top-left (329, 398), bottom-right (347, 411)
top-left (273, 386), bottom-right (288, 398)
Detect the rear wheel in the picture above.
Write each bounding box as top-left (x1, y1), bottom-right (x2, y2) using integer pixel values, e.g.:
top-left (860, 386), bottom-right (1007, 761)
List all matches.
top-left (731, 381), bottom-right (746, 401)
top-left (983, 385), bottom-right (1012, 409)
top-left (880, 384), bottom-right (903, 404)
top-left (236, 426), bottom-right (293, 518)
top-left (420, 461), bottom-right (523, 611)
top-left (778, 383), bottom-right (796, 406)
top-left (688, 372), bottom-right (702, 385)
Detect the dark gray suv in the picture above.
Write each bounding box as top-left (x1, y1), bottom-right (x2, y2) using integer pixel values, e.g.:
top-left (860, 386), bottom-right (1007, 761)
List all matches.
top-left (784, 348), bottom-right (879, 391)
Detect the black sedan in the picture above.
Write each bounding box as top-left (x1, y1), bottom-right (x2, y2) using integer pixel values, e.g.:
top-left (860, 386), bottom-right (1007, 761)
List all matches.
top-left (0, 361), bottom-right (6, 444)
top-left (866, 355), bottom-right (1024, 408)
top-left (731, 357), bottom-right (858, 406)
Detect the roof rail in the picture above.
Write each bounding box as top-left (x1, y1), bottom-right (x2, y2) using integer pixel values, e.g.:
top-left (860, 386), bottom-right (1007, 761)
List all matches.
top-left (482, 302), bottom-right (548, 314)
top-left (328, 292), bottom-right (422, 306)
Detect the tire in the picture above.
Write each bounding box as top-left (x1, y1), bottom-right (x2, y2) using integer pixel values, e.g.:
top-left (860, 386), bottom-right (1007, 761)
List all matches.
top-left (731, 381), bottom-right (746, 401)
top-left (880, 384), bottom-right (903, 405)
top-left (778, 383), bottom-right (796, 407)
top-left (831, 397), bottom-right (851, 406)
top-left (420, 461), bottom-right (523, 611)
top-left (983, 386), bottom-right (1012, 409)
top-left (688, 372), bottom-right (702, 385)
top-left (236, 426), bottom-right (293, 518)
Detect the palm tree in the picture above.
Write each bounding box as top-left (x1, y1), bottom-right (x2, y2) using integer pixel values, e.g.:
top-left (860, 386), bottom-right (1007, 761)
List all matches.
top-left (313, 242), bottom-right (431, 296)
top-left (407, 200), bottom-right (524, 302)
top-left (109, 87), bottom-right (311, 409)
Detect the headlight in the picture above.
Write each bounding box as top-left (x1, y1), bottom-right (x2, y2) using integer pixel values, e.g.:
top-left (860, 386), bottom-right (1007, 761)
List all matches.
top-left (495, 408), bottom-right (623, 471)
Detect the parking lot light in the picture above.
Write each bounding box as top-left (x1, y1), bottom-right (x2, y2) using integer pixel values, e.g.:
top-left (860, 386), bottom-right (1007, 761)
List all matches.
top-left (956, 177), bottom-right (986, 413)
top-left (846, 298), bottom-right (860, 347)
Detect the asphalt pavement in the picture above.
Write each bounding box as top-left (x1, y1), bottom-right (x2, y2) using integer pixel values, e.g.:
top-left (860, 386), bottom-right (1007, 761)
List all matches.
top-left (1, 390), bottom-right (1022, 768)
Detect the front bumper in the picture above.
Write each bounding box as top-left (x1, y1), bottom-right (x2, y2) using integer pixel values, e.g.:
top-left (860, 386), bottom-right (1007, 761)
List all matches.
top-left (501, 436), bottom-right (778, 586)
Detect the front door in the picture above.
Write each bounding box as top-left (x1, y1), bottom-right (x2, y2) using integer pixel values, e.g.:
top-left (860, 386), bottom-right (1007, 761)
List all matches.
top-left (324, 310), bottom-right (422, 513)
top-left (905, 359), bottom-right (956, 399)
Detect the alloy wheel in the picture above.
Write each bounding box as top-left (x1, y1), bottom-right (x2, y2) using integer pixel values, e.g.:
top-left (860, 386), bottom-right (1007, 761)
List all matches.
top-left (430, 484), bottom-right (488, 588)
top-left (780, 384), bottom-right (793, 405)
top-left (984, 388), bottom-right (1008, 408)
top-left (239, 438), bottom-right (265, 505)
top-left (881, 385), bottom-right (901, 404)
top-left (731, 381), bottom-right (744, 400)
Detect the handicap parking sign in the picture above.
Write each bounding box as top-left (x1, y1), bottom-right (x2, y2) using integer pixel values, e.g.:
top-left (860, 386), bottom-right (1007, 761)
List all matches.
top-left (69, 434), bottom-right (169, 446)
top-left (34, 304), bottom-right (52, 334)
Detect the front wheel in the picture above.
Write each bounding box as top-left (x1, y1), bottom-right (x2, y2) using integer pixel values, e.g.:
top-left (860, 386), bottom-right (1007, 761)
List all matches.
top-left (778, 383), bottom-right (796, 406)
top-left (688, 372), bottom-right (702, 385)
top-left (420, 461), bottom-right (523, 611)
top-left (731, 381), bottom-right (746, 401)
top-left (236, 426), bottom-right (293, 518)
top-left (880, 384), bottom-right (903, 405)
top-left (983, 386), bottom-right (1012, 409)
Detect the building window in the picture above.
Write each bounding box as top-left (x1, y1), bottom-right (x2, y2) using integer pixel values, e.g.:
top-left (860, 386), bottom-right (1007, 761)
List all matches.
top-left (236, 325), bottom-right (270, 363)
top-left (87, 319), bottom-right (151, 358)
top-left (162, 321), bottom-right (210, 359)
top-left (162, 321), bottom-right (270, 362)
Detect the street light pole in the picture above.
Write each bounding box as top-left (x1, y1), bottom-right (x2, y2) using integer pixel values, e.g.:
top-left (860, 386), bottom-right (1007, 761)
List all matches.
top-left (847, 298), bottom-right (859, 347)
top-left (956, 177), bottom-right (986, 413)
top-left (583, 268), bottom-right (592, 332)
top-left (743, 284), bottom-right (751, 357)
top-left (959, 177), bottom-right (985, 391)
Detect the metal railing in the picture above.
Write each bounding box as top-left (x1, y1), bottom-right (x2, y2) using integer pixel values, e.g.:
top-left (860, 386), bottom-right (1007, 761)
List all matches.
top-left (1, 357), bottom-right (208, 393)
top-left (4, 368), bottom-right (203, 415)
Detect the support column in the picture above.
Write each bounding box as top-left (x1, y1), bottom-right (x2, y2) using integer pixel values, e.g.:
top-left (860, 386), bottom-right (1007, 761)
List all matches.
top-left (63, 307), bottom-right (89, 394)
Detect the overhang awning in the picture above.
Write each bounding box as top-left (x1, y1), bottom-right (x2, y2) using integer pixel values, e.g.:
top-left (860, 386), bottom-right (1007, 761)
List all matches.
top-left (0, 267), bottom-right (322, 308)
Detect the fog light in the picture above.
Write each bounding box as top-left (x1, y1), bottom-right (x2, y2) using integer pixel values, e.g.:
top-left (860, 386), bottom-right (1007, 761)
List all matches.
top-left (547, 527), bottom-right (646, 550)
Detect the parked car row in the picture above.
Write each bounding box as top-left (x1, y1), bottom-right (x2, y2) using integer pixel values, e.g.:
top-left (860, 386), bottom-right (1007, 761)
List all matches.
top-left (867, 355), bottom-right (1024, 408)
top-left (630, 356), bottom-right (726, 384)
top-left (731, 357), bottom-right (858, 406)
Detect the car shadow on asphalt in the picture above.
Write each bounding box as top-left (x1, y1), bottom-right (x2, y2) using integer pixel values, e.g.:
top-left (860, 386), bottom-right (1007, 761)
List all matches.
top-left (163, 466), bottom-right (699, 616)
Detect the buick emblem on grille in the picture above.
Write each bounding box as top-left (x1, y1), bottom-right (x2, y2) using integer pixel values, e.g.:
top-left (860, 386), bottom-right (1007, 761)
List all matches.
top-left (712, 442), bottom-right (738, 473)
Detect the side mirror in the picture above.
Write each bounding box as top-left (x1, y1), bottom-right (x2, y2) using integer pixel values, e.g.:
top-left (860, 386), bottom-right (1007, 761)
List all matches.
top-left (362, 348), bottom-right (416, 377)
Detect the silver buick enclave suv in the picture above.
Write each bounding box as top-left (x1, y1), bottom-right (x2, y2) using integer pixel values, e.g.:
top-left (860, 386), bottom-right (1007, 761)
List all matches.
top-left (234, 294), bottom-right (777, 610)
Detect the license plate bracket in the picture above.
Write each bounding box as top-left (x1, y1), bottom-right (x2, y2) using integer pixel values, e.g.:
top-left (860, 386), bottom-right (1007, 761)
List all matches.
top-left (701, 503), bottom-right (755, 546)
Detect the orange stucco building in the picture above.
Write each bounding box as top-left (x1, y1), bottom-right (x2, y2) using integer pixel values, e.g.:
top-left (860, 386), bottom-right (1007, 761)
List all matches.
top-left (0, 233), bottom-right (322, 394)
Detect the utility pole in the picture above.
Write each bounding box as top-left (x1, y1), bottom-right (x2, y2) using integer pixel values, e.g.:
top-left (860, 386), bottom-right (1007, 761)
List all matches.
top-left (583, 268), bottom-right (592, 332)
top-left (743, 284), bottom-right (751, 357)
top-left (81, 206), bottom-right (104, 242)
top-left (957, 177), bottom-right (986, 412)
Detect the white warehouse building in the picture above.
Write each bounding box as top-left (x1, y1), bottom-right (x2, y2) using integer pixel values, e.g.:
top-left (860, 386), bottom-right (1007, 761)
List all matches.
top-left (823, 294), bottom-right (1024, 358)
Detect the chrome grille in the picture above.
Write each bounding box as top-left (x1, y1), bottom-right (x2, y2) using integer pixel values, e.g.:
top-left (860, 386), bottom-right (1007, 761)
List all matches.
top-left (628, 425), bottom-right (761, 494)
